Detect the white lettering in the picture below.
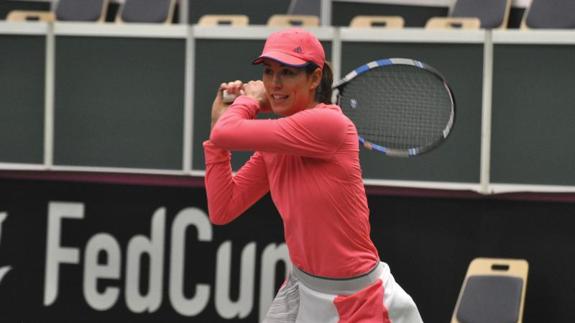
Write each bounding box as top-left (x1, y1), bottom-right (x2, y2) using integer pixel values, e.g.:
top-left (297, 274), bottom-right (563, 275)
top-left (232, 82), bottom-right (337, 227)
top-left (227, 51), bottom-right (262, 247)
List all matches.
top-left (0, 212), bottom-right (7, 242)
top-left (44, 202), bottom-right (83, 306)
top-left (169, 207), bottom-right (212, 316)
top-left (215, 241), bottom-right (256, 319)
top-left (0, 211), bottom-right (11, 285)
top-left (42, 202), bottom-right (291, 320)
top-left (83, 233), bottom-right (121, 310)
top-left (125, 207), bottom-right (165, 313)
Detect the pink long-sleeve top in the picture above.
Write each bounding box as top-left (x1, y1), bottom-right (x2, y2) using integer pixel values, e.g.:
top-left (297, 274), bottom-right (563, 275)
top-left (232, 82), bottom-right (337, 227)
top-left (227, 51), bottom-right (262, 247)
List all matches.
top-left (203, 96), bottom-right (379, 278)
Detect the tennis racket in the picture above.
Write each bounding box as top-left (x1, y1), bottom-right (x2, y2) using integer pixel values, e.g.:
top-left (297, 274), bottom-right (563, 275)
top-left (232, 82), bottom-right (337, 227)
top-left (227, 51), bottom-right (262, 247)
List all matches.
top-left (222, 57), bottom-right (455, 157)
top-left (335, 58), bottom-right (455, 157)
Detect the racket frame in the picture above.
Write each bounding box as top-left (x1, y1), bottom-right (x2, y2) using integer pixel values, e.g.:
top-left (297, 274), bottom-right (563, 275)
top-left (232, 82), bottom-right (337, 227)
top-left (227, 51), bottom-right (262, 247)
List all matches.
top-left (334, 58), bottom-right (456, 157)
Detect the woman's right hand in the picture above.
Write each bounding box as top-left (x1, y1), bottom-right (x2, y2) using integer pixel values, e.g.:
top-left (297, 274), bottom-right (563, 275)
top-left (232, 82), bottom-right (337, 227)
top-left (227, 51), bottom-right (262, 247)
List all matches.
top-left (211, 80), bottom-right (272, 130)
top-left (211, 80), bottom-right (243, 130)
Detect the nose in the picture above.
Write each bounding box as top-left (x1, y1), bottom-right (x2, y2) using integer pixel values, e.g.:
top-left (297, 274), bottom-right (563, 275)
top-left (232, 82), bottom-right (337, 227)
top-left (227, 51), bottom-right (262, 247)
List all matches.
top-left (271, 72), bottom-right (282, 88)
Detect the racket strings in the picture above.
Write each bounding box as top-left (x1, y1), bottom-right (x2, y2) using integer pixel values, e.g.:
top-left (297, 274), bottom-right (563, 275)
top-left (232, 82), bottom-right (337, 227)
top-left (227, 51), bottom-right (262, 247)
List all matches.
top-left (339, 65), bottom-right (453, 151)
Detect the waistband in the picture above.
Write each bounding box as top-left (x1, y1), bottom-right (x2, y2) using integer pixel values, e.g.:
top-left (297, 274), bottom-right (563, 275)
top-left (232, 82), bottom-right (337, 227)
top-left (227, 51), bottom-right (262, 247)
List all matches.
top-left (292, 262), bottom-right (383, 295)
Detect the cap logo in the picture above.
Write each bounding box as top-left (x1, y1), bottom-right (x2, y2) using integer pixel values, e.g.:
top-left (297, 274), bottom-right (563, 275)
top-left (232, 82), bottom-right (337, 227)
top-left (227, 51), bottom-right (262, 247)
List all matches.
top-left (293, 46), bottom-right (303, 54)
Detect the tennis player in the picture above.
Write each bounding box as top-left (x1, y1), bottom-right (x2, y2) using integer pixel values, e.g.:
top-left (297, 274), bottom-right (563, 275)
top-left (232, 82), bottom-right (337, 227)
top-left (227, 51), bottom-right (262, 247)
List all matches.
top-left (203, 28), bottom-right (423, 323)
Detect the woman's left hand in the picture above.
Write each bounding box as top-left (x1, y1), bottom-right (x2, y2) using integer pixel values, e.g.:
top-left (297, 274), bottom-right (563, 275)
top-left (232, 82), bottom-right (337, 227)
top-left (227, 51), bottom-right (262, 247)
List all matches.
top-left (243, 80), bottom-right (271, 113)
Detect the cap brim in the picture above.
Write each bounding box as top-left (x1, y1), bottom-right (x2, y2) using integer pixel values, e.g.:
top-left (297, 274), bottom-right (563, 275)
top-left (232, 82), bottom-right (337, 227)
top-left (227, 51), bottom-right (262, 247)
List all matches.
top-left (252, 51), bottom-right (309, 67)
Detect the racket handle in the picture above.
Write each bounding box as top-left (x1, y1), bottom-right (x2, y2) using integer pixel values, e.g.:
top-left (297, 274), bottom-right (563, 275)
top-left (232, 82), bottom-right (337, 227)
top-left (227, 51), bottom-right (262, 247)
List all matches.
top-left (222, 90), bottom-right (238, 104)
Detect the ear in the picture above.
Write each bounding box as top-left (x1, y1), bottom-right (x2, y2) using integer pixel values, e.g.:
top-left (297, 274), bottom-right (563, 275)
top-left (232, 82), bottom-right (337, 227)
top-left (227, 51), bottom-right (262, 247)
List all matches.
top-left (309, 68), bottom-right (322, 90)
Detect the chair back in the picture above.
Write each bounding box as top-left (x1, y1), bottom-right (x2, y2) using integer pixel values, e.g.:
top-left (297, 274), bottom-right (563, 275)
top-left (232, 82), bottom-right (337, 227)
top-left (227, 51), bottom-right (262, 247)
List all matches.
top-left (452, 258), bottom-right (529, 323)
top-left (425, 17), bottom-right (481, 29)
top-left (267, 14), bottom-right (320, 27)
top-left (56, 0), bottom-right (109, 22)
top-left (451, 0), bottom-right (511, 29)
top-left (350, 16), bottom-right (405, 28)
top-left (117, 0), bottom-right (175, 24)
top-left (522, 0), bottom-right (575, 29)
top-left (7, 10), bottom-right (55, 22)
top-left (287, 0), bottom-right (321, 16)
top-left (197, 15), bottom-right (249, 27)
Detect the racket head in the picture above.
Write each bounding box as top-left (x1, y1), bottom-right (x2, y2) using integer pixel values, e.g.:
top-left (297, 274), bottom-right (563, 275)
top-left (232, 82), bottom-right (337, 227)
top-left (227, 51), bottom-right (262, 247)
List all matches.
top-left (335, 58), bottom-right (455, 157)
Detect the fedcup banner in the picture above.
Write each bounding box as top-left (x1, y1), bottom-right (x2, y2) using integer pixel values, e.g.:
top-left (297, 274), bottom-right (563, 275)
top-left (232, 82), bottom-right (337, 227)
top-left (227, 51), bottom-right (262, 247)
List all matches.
top-left (0, 178), bottom-right (289, 322)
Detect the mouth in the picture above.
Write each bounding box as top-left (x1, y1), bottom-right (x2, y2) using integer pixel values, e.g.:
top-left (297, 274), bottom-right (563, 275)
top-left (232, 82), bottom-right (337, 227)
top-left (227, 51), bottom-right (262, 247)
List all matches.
top-left (271, 94), bottom-right (289, 104)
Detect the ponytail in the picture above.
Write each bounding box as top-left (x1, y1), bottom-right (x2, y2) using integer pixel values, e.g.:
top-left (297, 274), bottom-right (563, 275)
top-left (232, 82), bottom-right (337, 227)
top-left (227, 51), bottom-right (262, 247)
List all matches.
top-left (306, 62), bottom-right (334, 104)
top-left (317, 62), bottom-right (334, 104)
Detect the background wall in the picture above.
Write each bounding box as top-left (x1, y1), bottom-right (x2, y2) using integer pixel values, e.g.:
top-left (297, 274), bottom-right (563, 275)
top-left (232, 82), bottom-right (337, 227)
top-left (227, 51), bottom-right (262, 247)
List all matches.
top-left (1, 1), bottom-right (574, 322)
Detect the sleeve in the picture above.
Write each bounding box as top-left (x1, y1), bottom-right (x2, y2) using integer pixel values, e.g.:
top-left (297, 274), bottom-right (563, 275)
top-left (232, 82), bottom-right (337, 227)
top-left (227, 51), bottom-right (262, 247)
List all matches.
top-left (210, 96), bottom-right (348, 159)
top-left (203, 140), bottom-right (270, 225)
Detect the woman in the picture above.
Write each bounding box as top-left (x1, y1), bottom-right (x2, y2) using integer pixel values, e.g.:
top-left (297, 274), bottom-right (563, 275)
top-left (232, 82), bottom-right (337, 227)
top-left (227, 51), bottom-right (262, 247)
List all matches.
top-left (203, 28), bottom-right (423, 323)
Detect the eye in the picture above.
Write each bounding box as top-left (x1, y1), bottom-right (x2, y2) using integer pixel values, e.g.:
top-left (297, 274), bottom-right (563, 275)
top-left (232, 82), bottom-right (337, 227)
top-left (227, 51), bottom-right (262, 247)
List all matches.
top-left (263, 67), bottom-right (273, 75)
top-left (281, 68), bottom-right (297, 76)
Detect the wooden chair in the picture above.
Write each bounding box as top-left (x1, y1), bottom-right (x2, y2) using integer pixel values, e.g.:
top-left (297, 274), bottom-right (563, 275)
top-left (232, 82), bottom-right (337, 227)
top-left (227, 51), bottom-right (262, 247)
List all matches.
top-left (425, 17), bottom-right (481, 29)
top-left (350, 16), bottom-right (405, 29)
top-left (266, 15), bottom-right (319, 27)
top-left (116, 0), bottom-right (176, 24)
top-left (197, 15), bottom-right (249, 27)
top-left (452, 258), bottom-right (529, 323)
top-left (6, 10), bottom-right (55, 22)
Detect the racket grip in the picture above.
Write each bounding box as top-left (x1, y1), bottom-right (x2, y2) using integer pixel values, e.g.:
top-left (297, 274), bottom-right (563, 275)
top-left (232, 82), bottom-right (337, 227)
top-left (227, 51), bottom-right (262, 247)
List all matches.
top-left (222, 90), bottom-right (238, 104)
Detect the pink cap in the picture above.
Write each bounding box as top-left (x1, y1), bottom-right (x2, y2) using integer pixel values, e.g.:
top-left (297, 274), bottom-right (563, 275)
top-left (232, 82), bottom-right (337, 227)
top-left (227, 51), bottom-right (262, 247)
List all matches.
top-left (252, 28), bottom-right (325, 69)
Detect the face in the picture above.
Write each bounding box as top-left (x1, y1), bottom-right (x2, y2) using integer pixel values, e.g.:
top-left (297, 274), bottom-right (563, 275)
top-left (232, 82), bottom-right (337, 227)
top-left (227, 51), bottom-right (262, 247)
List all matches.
top-left (262, 59), bottom-right (321, 116)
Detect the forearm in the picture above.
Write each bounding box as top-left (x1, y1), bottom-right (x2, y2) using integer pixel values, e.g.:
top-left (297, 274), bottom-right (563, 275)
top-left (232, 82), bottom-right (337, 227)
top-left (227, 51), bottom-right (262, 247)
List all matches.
top-left (211, 98), bottom-right (347, 158)
top-left (203, 141), bottom-right (269, 224)
top-left (204, 159), bottom-right (243, 225)
top-left (210, 96), bottom-right (260, 147)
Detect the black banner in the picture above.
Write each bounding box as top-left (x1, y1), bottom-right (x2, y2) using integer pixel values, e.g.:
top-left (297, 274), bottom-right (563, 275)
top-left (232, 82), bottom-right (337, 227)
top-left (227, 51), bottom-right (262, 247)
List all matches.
top-left (2, 177), bottom-right (575, 323)
top-left (0, 178), bottom-right (287, 322)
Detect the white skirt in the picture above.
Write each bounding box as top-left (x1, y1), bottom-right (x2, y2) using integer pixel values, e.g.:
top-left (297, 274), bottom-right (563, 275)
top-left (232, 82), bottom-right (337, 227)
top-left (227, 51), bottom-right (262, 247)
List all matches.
top-left (263, 262), bottom-right (423, 323)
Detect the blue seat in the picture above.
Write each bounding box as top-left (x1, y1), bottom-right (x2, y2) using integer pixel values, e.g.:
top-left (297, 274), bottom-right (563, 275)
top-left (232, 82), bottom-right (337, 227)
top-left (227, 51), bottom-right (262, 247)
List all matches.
top-left (287, 0), bottom-right (321, 16)
top-left (426, 0), bottom-right (511, 29)
top-left (522, 0), bottom-right (575, 29)
top-left (451, 0), bottom-right (511, 29)
top-left (55, 0), bottom-right (109, 22)
top-left (117, 0), bottom-right (175, 24)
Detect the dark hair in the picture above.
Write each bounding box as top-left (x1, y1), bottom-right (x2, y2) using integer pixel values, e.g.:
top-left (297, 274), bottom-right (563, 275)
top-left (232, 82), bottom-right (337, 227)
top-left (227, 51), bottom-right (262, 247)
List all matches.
top-left (305, 62), bottom-right (333, 104)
